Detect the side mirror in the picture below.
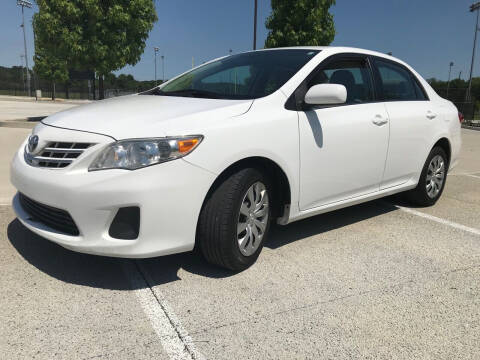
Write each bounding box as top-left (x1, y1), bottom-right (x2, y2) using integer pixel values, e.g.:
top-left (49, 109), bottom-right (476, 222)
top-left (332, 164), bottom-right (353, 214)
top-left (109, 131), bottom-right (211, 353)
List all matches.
top-left (304, 84), bottom-right (347, 106)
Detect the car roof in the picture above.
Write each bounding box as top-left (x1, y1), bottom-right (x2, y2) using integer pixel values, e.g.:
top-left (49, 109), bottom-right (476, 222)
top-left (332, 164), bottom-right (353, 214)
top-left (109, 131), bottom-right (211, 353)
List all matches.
top-left (254, 46), bottom-right (401, 62)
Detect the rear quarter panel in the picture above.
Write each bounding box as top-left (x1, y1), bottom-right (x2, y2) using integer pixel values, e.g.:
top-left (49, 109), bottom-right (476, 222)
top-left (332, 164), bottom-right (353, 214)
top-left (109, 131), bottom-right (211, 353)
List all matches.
top-left (436, 99), bottom-right (462, 170)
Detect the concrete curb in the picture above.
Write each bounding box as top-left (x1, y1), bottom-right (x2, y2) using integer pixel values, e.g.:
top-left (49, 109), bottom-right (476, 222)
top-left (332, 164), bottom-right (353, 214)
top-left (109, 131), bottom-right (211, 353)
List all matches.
top-left (462, 124), bottom-right (480, 131)
top-left (0, 95), bottom-right (91, 105)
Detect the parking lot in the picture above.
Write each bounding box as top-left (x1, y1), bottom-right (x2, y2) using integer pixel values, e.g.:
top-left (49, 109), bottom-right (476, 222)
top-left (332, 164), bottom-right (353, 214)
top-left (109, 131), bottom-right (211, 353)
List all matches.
top-left (0, 124), bottom-right (479, 359)
top-left (0, 96), bottom-right (87, 127)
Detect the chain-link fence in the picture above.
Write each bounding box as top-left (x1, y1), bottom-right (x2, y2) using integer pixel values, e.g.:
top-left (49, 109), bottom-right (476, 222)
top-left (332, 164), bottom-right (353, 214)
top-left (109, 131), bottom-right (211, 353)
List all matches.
top-left (0, 66), bottom-right (155, 100)
top-left (1, 71), bottom-right (91, 99)
top-left (434, 87), bottom-right (478, 125)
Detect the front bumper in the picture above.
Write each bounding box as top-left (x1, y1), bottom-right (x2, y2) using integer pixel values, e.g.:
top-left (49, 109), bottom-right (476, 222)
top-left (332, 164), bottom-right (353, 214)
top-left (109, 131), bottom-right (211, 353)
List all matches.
top-left (11, 125), bottom-right (216, 258)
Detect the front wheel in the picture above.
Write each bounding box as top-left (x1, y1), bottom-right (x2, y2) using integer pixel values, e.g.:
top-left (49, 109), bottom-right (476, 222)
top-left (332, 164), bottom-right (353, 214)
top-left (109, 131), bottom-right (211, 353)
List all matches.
top-left (405, 146), bottom-right (448, 206)
top-left (197, 168), bottom-right (272, 271)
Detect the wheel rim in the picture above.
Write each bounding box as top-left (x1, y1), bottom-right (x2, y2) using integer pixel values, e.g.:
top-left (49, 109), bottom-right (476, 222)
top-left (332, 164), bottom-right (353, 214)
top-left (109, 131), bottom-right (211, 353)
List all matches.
top-left (426, 155), bottom-right (445, 199)
top-left (236, 181), bottom-right (269, 256)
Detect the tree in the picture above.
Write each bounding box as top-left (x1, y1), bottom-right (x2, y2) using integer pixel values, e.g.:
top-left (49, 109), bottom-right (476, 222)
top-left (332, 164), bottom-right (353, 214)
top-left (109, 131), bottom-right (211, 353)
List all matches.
top-left (33, 47), bottom-right (68, 100)
top-left (265, 0), bottom-right (336, 48)
top-left (32, 4), bottom-right (69, 100)
top-left (33, 0), bottom-right (157, 99)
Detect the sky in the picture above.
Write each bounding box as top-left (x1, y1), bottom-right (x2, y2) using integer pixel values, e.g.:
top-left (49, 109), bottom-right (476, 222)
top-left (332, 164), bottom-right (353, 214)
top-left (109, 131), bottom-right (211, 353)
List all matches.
top-left (0, 0), bottom-right (478, 82)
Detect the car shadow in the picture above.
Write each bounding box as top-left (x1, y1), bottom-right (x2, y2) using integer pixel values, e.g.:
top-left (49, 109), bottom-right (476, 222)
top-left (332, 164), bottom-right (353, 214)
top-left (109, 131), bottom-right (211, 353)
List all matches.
top-left (305, 110), bottom-right (323, 148)
top-left (8, 219), bottom-right (132, 290)
top-left (7, 219), bottom-right (231, 291)
top-left (266, 199), bottom-right (398, 249)
top-left (7, 199), bottom-right (398, 290)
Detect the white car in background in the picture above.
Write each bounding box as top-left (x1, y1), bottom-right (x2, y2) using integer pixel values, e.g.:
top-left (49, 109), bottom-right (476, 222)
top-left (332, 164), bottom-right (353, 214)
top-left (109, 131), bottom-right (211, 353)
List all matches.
top-left (11, 47), bottom-right (462, 271)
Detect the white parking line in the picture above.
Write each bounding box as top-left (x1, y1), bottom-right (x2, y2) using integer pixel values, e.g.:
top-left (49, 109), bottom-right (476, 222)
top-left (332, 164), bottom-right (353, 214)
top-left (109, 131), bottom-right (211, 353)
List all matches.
top-left (465, 174), bottom-right (480, 180)
top-left (395, 205), bottom-right (480, 236)
top-left (123, 261), bottom-right (205, 360)
top-left (449, 172), bottom-right (480, 178)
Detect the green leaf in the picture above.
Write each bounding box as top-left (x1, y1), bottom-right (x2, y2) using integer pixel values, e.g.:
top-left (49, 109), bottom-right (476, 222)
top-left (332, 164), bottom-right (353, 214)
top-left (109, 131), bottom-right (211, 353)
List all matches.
top-left (33, 0), bottom-right (157, 89)
top-left (265, 0), bottom-right (335, 48)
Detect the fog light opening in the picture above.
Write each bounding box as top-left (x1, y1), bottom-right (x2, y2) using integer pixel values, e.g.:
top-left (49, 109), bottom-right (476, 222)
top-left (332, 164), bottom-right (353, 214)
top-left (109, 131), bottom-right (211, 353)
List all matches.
top-left (109, 207), bottom-right (140, 240)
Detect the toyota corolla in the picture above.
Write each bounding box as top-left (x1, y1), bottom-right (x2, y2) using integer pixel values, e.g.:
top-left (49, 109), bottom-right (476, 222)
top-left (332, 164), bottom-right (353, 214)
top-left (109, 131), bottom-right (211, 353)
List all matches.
top-left (11, 47), bottom-right (462, 270)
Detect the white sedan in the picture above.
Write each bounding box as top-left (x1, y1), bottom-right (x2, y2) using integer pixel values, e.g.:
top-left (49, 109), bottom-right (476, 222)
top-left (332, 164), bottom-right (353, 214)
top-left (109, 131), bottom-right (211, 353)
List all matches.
top-left (11, 47), bottom-right (462, 271)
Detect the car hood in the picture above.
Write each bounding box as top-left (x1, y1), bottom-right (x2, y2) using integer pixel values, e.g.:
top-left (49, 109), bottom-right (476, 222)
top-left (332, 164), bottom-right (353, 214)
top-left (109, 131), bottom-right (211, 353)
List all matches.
top-left (42, 94), bottom-right (254, 140)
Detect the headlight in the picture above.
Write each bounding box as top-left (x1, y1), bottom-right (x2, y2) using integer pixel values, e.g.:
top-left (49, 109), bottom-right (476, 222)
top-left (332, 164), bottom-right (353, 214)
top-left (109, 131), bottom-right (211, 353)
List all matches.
top-left (89, 135), bottom-right (203, 171)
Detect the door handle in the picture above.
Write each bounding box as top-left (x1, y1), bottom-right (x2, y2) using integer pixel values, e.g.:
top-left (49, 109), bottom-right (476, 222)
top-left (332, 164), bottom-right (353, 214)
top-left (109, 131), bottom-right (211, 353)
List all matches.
top-left (372, 115), bottom-right (388, 126)
top-left (426, 111), bottom-right (437, 120)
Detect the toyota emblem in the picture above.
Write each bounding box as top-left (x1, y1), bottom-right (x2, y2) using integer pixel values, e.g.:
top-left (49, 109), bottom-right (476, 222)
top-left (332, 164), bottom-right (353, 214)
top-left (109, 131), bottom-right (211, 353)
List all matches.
top-left (28, 135), bottom-right (39, 153)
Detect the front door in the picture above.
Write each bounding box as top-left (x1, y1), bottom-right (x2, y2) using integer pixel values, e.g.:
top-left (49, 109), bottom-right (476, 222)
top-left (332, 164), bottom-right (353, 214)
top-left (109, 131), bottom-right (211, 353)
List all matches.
top-left (298, 56), bottom-right (389, 210)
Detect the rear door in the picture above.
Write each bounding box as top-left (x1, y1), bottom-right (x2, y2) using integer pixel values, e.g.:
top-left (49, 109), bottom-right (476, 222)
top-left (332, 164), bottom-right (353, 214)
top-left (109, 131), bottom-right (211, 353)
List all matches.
top-left (371, 57), bottom-right (434, 189)
top-left (297, 54), bottom-right (390, 210)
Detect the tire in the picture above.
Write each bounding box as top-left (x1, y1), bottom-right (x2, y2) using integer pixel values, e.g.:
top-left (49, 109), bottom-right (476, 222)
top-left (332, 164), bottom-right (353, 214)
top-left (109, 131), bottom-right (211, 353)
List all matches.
top-left (197, 168), bottom-right (272, 271)
top-left (405, 146), bottom-right (449, 206)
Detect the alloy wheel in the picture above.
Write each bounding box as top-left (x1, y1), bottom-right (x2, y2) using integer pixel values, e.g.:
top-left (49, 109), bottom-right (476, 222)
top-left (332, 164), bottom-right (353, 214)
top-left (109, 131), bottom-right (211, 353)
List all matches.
top-left (236, 182), bottom-right (269, 256)
top-left (426, 154), bottom-right (445, 199)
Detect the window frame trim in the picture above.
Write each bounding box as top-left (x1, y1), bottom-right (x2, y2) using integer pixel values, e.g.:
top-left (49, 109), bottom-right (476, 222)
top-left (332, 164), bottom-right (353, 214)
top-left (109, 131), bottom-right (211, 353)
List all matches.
top-left (285, 52), bottom-right (381, 111)
top-left (370, 56), bottom-right (430, 102)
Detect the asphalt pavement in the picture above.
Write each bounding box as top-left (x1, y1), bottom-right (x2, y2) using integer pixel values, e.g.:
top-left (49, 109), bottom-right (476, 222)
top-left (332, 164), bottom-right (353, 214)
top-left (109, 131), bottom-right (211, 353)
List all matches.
top-left (0, 109), bottom-right (479, 359)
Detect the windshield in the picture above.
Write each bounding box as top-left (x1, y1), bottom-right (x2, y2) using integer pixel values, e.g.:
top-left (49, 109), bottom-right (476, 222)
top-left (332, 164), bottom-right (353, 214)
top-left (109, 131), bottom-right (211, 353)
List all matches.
top-left (149, 49), bottom-right (319, 100)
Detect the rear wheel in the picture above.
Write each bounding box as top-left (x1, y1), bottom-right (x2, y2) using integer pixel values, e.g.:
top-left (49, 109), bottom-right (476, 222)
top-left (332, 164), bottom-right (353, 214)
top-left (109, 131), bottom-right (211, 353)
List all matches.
top-left (197, 168), bottom-right (271, 271)
top-left (405, 146), bottom-right (448, 206)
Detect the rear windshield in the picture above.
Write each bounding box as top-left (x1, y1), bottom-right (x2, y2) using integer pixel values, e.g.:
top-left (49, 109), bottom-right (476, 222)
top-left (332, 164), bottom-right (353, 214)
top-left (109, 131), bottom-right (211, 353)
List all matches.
top-left (147, 49), bottom-right (319, 100)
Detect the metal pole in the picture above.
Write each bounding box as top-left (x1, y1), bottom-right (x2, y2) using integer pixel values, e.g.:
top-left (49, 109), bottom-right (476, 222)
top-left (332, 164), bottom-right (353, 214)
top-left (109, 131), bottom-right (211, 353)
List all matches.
top-left (154, 47), bottom-right (159, 86)
top-left (447, 62), bottom-right (453, 98)
top-left (32, 26), bottom-right (38, 99)
top-left (161, 55), bottom-right (165, 83)
top-left (253, 0), bottom-right (258, 50)
top-left (92, 73), bottom-right (96, 100)
top-left (466, 3), bottom-right (480, 101)
top-left (21, 6), bottom-right (31, 97)
top-left (20, 55), bottom-right (26, 94)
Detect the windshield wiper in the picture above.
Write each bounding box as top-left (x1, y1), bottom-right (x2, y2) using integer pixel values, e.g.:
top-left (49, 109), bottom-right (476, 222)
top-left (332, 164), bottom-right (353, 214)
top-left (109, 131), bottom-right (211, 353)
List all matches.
top-left (153, 88), bottom-right (225, 99)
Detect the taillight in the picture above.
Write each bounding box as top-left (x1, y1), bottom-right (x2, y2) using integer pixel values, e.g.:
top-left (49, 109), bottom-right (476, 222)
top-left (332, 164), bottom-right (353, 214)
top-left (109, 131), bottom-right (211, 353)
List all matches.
top-left (458, 111), bottom-right (464, 123)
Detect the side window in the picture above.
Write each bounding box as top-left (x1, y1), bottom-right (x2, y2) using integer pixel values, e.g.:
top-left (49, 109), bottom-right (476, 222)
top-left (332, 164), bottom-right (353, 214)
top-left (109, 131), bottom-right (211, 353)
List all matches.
top-left (375, 60), bottom-right (423, 101)
top-left (412, 77), bottom-right (428, 100)
top-left (307, 58), bottom-right (374, 104)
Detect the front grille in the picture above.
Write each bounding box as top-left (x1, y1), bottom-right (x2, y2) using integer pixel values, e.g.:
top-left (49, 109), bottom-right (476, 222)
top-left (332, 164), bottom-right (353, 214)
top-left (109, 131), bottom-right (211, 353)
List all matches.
top-left (25, 142), bottom-right (93, 168)
top-left (19, 193), bottom-right (80, 236)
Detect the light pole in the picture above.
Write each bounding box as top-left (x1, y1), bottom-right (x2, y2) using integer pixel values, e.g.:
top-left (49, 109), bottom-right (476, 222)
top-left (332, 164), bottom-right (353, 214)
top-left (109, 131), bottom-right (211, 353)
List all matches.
top-left (20, 54), bottom-right (26, 94)
top-left (466, 2), bottom-right (480, 102)
top-left (154, 47), bottom-right (159, 85)
top-left (161, 55), bottom-right (165, 83)
top-left (446, 61), bottom-right (454, 98)
top-left (253, 0), bottom-right (258, 50)
top-left (17, 0), bottom-right (32, 97)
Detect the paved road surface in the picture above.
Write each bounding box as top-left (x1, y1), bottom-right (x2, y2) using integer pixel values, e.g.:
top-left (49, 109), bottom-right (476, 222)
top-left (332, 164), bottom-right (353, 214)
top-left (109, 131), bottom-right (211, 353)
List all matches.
top-left (0, 95), bottom-right (86, 122)
top-left (0, 127), bottom-right (479, 359)
top-left (0, 128), bottom-right (30, 204)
